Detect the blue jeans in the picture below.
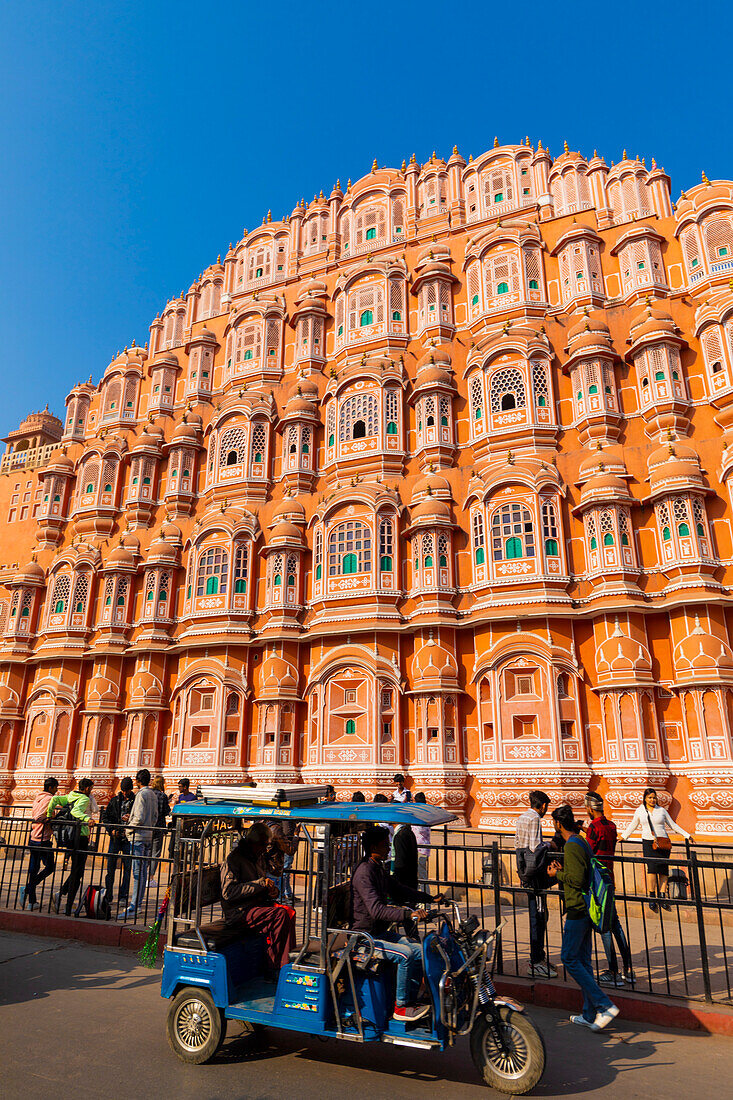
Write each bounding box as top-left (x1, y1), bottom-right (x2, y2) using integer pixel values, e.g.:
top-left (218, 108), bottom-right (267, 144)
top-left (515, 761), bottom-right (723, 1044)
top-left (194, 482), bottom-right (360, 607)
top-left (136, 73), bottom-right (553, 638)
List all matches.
top-left (26, 840), bottom-right (55, 905)
top-left (561, 916), bottom-right (613, 1022)
top-left (601, 911), bottom-right (632, 974)
top-left (131, 840), bottom-right (152, 911)
top-left (373, 932), bottom-right (423, 1006)
top-left (105, 836), bottom-right (132, 900)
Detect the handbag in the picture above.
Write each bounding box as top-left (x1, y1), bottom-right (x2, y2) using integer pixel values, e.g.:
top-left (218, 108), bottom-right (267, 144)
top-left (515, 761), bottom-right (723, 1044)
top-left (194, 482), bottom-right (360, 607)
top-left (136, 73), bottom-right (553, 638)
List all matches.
top-left (646, 810), bottom-right (672, 852)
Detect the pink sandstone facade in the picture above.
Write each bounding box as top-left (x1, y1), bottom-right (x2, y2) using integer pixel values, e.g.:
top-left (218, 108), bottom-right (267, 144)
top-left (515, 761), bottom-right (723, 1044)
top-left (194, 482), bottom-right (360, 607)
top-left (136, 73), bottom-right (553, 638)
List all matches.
top-left (1, 141), bottom-right (733, 833)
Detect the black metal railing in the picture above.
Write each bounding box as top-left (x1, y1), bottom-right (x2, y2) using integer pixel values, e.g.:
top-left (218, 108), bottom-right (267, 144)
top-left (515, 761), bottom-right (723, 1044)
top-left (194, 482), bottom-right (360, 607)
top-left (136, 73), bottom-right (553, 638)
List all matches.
top-left (0, 815), bottom-right (731, 1005)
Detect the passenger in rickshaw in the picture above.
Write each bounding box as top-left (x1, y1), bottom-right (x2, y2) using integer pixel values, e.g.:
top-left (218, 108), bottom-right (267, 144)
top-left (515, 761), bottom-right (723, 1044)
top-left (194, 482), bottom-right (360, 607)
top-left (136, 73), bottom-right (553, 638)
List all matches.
top-left (220, 822), bottom-right (296, 976)
top-left (351, 825), bottom-right (442, 1021)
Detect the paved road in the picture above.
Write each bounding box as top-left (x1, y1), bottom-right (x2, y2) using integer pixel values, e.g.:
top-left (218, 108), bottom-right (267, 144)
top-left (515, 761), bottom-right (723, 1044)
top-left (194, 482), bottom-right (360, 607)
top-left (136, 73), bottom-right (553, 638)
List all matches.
top-left (2, 932), bottom-right (732, 1099)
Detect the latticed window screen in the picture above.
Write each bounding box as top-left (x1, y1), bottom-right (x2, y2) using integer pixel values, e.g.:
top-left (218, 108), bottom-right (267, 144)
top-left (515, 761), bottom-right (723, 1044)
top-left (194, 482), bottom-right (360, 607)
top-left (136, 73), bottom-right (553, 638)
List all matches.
top-left (385, 389), bottom-right (399, 430)
top-left (301, 425), bottom-right (311, 456)
top-left (72, 572), bottom-right (89, 614)
top-left (158, 571), bottom-right (170, 606)
top-left (703, 215), bottom-right (733, 260)
top-left (693, 497), bottom-right (707, 537)
top-left (585, 512), bottom-right (598, 550)
top-left (584, 360), bottom-right (601, 393)
top-left (314, 530), bottom-right (323, 577)
top-left (524, 249), bottom-right (542, 290)
top-left (491, 503), bottom-right (535, 561)
top-left (326, 402), bottom-right (336, 445)
top-left (439, 395), bottom-right (451, 427)
top-left (328, 521), bottom-right (372, 575)
top-left (348, 283), bottom-right (384, 328)
top-left (438, 533), bottom-right (449, 568)
top-left (103, 576), bottom-right (114, 605)
top-left (102, 459), bottom-right (116, 492)
top-left (335, 296), bottom-right (344, 336)
top-left (472, 511), bottom-right (485, 553)
top-left (378, 516), bottom-right (393, 569)
top-left (392, 197), bottom-right (404, 236)
top-left (657, 501), bottom-right (671, 540)
top-left (485, 252), bottom-right (519, 297)
top-left (470, 375), bottom-right (484, 423)
top-left (145, 571), bottom-right (156, 603)
top-left (482, 166), bottom-right (514, 211)
top-left (354, 204), bottom-right (386, 246)
top-left (490, 367), bottom-right (526, 413)
top-left (233, 545), bottom-right (248, 592)
top-left (265, 318), bottom-right (280, 356)
top-left (235, 322), bottom-right (262, 364)
top-left (467, 265), bottom-right (481, 308)
top-left (619, 510), bottom-right (631, 546)
top-left (421, 532), bottom-right (435, 565)
top-left (422, 395), bottom-right (436, 426)
top-left (702, 327), bottom-right (725, 374)
top-left (339, 393), bottom-right (378, 441)
top-left (104, 381), bottom-right (121, 417)
top-left (123, 377), bottom-right (138, 412)
top-left (247, 244), bottom-right (272, 281)
top-left (673, 497), bottom-right (691, 530)
top-left (250, 423), bottom-right (267, 465)
top-left (341, 213), bottom-right (350, 251)
top-left (542, 500), bottom-right (559, 548)
top-left (439, 281), bottom-right (451, 313)
top-left (197, 547), bottom-right (229, 596)
top-left (600, 509), bottom-right (615, 546)
top-left (648, 345), bottom-right (667, 381)
top-left (602, 366), bottom-right (616, 403)
top-left (219, 427), bottom-right (247, 467)
top-left (531, 361), bottom-right (549, 408)
top-left (550, 177), bottom-right (564, 213)
top-left (50, 574), bottom-right (70, 614)
top-left (269, 553), bottom-right (283, 587)
top-left (116, 576), bottom-right (129, 608)
top-left (80, 460), bottom-right (99, 498)
top-left (287, 425), bottom-right (298, 453)
top-left (389, 279), bottom-right (405, 320)
top-left (285, 554), bottom-right (298, 585)
top-left (681, 228), bottom-right (702, 273)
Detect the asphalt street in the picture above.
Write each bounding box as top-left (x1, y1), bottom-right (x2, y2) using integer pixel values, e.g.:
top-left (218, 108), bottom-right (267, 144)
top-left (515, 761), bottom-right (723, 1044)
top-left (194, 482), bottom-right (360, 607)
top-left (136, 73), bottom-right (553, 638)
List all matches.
top-left (2, 931), bottom-right (732, 1099)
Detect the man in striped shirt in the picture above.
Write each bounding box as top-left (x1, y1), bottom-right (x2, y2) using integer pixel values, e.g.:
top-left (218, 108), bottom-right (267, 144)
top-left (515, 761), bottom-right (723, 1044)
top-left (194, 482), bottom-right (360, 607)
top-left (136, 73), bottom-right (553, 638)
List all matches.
top-left (514, 790), bottom-right (556, 979)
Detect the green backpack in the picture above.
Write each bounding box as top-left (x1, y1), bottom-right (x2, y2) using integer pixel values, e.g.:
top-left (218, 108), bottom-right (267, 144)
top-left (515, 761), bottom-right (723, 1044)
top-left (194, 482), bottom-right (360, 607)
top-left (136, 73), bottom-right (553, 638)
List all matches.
top-left (567, 835), bottom-right (615, 933)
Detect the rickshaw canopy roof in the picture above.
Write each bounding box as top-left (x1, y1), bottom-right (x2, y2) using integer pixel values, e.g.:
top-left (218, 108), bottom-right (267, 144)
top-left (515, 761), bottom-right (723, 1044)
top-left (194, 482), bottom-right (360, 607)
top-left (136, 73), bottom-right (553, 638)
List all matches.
top-left (173, 799), bottom-right (456, 827)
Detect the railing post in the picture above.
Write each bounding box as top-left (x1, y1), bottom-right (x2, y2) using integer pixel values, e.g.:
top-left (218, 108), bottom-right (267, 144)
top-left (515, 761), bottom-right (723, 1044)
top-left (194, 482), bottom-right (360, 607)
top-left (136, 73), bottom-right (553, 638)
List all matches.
top-left (492, 841), bottom-right (503, 974)
top-left (688, 850), bottom-right (713, 1004)
top-left (443, 823), bottom-right (448, 887)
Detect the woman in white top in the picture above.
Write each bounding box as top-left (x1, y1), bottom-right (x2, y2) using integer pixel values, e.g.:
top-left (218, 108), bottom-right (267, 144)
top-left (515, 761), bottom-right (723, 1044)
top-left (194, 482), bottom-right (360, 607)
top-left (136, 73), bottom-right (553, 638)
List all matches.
top-left (412, 791), bottom-right (431, 885)
top-left (621, 787), bottom-right (693, 912)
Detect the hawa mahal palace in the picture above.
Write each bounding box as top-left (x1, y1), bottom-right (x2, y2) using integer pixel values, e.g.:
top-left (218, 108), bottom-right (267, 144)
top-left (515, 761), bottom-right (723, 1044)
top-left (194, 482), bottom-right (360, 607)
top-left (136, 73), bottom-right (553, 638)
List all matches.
top-left (1, 139), bottom-right (733, 834)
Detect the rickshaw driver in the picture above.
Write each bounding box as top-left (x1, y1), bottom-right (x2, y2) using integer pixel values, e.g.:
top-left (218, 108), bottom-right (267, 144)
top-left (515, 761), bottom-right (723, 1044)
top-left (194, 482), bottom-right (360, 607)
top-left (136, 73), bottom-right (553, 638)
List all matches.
top-left (351, 825), bottom-right (442, 1022)
top-left (220, 822), bottom-right (296, 977)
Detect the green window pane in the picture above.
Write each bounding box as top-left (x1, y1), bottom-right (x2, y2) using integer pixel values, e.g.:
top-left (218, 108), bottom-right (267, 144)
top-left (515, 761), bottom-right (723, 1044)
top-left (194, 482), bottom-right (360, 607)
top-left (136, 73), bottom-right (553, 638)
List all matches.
top-left (603, 532), bottom-right (614, 546)
top-left (386, 421), bottom-right (397, 435)
top-left (315, 564), bottom-right (322, 580)
top-left (590, 537), bottom-right (597, 550)
top-left (662, 526), bottom-right (671, 542)
top-left (475, 547), bottom-right (485, 565)
top-left (497, 282), bottom-right (509, 294)
top-left (366, 227), bottom-right (376, 240)
top-left (346, 719), bottom-right (356, 735)
top-left (505, 536), bottom-right (522, 559)
top-left (678, 522), bottom-right (690, 537)
top-left (528, 279), bottom-right (538, 290)
top-left (235, 579), bottom-right (247, 593)
top-left (380, 556), bottom-right (392, 571)
top-left (274, 574), bottom-right (282, 586)
top-left (424, 555), bottom-right (433, 568)
top-left (342, 553), bottom-right (357, 575)
top-left (205, 576), bottom-right (219, 595)
top-left (545, 538), bottom-right (558, 556)
top-left (360, 309), bottom-right (373, 326)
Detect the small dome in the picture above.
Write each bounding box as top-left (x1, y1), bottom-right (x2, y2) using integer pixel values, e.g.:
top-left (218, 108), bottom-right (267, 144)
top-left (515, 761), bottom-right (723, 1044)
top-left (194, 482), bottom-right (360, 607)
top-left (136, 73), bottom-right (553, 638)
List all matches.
top-left (416, 243), bottom-right (452, 265)
top-left (106, 545), bottom-right (135, 568)
top-left (580, 472), bottom-right (629, 505)
top-left (629, 303), bottom-right (679, 344)
top-left (257, 651), bottom-right (299, 697)
top-left (15, 559), bottom-right (45, 584)
top-left (674, 617), bottom-right (733, 679)
top-left (270, 498), bottom-right (306, 525)
top-left (87, 675), bottom-right (119, 706)
top-left (411, 498), bottom-right (452, 522)
top-left (596, 620), bottom-right (653, 684)
top-left (411, 633), bottom-right (459, 688)
top-left (270, 520), bottom-right (304, 544)
top-left (0, 683), bottom-right (19, 712)
top-left (578, 446), bottom-right (627, 481)
top-left (129, 669), bottom-right (163, 705)
top-left (411, 473), bottom-right (452, 504)
top-left (648, 441), bottom-right (703, 491)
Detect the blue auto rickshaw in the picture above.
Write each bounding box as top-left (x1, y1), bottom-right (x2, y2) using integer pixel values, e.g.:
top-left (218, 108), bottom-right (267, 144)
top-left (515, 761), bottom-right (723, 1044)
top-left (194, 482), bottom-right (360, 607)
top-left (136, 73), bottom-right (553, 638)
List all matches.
top-left (162, 784), bottom-right (545, 1094)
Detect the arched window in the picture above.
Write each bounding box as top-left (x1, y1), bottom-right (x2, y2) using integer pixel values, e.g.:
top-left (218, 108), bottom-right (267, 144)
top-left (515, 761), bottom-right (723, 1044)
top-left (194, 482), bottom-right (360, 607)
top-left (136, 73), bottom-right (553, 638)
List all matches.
top-left (472, 511), bottom-right (485, 565)
top-left (360, 309), bottom-right (373, 326)
top-left (438, 533), bottom-right (449, 569)
top-left (603, 532), bottom-right (615, 546)
top-left (379, 517), bottom-right (394, 572)
top-left (328, 520), bottom-right (372, 576)
top-left (346, 719), bottom-right (356, 735)
top-left (196, 546), bottom-right (228, 597)
top-left (470, 375), bottom-right (484, 423)
top-left (541, 500), bottom-right (560, 557)
top-left (678, 521), bottom-right (690, 537)
top-left (233, 544), bottom-right (248, 593)
top-left (250, 423), bottom-right (267, 469)
top-left (491, 503), bottom-right (535, 561)
top-left (339, 392), bottom-right (378, 442)
top-left (497, 281), bottom-right (509, 294)
top-left (663, 526), bottom-right (671, 541)
top-left (315, 529), bottom-right (323, 581)
top-left (219, 427), bottom-right (247, 469)
top-left (490, 367), bottom-right (526, 414)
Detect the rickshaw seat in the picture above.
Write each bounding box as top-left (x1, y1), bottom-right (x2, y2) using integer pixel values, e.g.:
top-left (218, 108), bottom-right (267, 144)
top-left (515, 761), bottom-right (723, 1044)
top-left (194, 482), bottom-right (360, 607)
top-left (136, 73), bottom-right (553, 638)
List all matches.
top-left (175, 919), bottom-right (248, 952)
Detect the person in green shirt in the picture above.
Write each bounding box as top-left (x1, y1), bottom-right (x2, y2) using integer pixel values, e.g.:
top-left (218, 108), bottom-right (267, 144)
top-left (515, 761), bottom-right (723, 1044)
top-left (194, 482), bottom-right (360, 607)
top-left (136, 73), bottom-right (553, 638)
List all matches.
top-left (47, 777), bottom-right (96, 916)
top-left (547, 804), bottom-right (619, 1032)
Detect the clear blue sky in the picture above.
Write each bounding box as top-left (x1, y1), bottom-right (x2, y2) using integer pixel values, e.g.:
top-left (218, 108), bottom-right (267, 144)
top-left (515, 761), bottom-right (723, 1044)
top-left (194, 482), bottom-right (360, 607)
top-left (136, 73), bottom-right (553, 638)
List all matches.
top-left (1, 1), bottom-right (730, 436)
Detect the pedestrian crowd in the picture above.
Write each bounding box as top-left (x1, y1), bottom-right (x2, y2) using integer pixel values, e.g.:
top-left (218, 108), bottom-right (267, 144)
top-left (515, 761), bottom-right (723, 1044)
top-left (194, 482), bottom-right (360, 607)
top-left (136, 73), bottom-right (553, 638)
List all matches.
top-left (514, 786), bottom-right (692, 1032)
top-left (20, 771), bottom-right (196, 918)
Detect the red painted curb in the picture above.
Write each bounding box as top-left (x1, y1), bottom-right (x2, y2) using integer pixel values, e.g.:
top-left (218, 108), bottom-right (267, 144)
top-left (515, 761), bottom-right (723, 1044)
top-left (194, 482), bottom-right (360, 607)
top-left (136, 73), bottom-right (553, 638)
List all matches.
top-left (494, 976), bottom-right (733, 1037)
top-left (2, 909), bottom-right (732, 1036)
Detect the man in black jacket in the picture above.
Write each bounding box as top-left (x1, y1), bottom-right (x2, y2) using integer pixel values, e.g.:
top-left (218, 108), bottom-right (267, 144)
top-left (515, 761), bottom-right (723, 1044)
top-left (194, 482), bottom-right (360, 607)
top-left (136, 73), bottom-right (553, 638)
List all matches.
top-left (103, 778), bottom-right (134, 903)
top-left (351, 825), bottom-right (440, 1021)
top-left (392, 822), bottom-right (419, 891)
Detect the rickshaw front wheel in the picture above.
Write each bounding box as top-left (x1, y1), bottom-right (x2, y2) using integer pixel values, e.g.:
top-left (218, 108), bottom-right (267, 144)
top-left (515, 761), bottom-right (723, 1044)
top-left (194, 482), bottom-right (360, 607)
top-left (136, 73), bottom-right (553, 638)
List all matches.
top-left (167, 986), bottom-right (226, 1064)
top-left (470, 1005), bottom-right (546, 1095)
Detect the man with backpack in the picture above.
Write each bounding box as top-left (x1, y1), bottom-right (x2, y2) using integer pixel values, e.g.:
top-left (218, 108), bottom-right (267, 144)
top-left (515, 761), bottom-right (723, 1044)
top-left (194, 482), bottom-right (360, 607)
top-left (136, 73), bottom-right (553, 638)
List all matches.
top-left (103, 777), bottom-right (135, 905)
top-left (514, 790), bottom-right (556, 979)
top-left (547, 804), bottom-right (619, 1031)
top-left (47, 778), bottom-right (96, 916)
top-left (20, 776), bottom-right (58, 910)
top-left (584, 792), bottom-right (635, 987)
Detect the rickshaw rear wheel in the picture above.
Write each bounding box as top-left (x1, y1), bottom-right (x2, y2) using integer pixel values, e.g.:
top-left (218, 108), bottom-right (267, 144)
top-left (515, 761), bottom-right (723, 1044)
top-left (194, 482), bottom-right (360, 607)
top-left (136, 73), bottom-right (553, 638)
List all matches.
top-left (167, 986), bottom-right (226, 1064)
top-left (470, 1005), bottom-right (546, 1095)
